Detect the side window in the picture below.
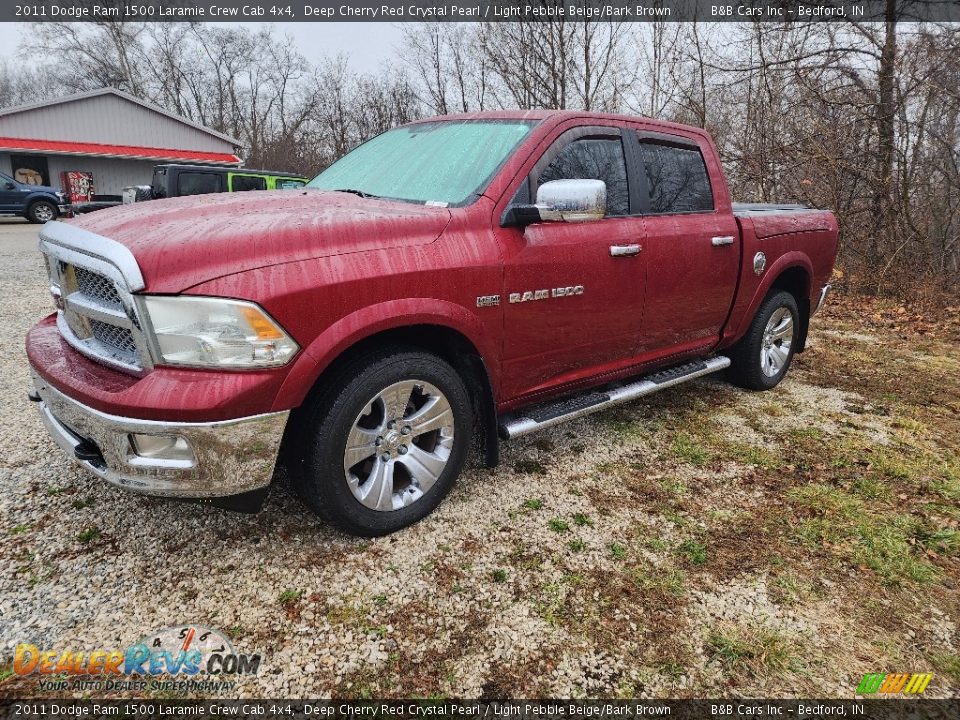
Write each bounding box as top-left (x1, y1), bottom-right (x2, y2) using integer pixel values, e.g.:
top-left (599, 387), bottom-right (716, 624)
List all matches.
top-left (538, 137), bottom-right (629, 216)
top-left (231, 175), bottom-right (267, 192)
top-left (177, 172), bottom-right (222, 196)
top-left (275, 179), bottom-right (305, 190)
top-left (638, 141), bottom-right (713, 214)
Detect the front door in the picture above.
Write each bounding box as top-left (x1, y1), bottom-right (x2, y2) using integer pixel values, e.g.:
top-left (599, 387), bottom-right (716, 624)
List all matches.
top-left (498, 127), bottom-right (647, 401)
top-left (0, 173), bottom-right (23, 212)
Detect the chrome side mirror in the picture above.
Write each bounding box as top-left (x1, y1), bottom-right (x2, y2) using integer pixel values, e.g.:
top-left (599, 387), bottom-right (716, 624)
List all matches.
top-left (536, 179), bottom-right (606, 223)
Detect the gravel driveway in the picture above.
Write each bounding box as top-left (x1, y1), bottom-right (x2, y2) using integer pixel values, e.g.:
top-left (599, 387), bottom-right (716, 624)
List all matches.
top-left (1, 218), bottom-right (958, 698)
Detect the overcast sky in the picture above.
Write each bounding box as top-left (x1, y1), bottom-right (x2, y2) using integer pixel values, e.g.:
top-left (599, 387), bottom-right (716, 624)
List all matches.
top-left (0, 22), bottom-right (404, 73)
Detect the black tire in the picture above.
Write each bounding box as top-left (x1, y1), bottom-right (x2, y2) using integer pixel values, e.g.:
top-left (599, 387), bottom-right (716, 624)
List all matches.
top-left (289, 349), bottom-right (473, 536)
top-left (26, 200), bottom-right (57, 224)
top-left (727, 290), bottom-right (800, 391)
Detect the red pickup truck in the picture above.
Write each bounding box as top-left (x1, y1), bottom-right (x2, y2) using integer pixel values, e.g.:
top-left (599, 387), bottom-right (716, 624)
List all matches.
top-left (26, 111), bottom-right (837, 535)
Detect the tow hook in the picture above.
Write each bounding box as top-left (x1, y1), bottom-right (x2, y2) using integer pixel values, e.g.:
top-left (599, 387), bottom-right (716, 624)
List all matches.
top-left (74, 440), bottom-right (104, 467)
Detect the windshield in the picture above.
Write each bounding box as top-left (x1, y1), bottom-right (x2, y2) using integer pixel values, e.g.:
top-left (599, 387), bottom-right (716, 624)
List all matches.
top-left (307, 120), bottom-right (537, 206)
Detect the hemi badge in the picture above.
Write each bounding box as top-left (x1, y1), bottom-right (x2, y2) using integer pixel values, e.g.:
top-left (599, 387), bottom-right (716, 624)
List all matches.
top-left (476, 295), bottom-right (500, 308)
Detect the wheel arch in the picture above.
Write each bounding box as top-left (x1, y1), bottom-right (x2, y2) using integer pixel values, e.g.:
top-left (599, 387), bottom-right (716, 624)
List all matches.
top-left (24, 195), bottom-right (58, 220)
top-left (275, 301), bottom-right (500, 467)
top-left (729, 253), bottom-right (813, 353)
top-left (769, 265), bottom-right (812, 352)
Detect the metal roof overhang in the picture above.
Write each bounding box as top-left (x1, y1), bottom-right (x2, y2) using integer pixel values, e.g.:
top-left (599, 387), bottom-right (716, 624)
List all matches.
top-left (0, 136), bottom-right (241, 165)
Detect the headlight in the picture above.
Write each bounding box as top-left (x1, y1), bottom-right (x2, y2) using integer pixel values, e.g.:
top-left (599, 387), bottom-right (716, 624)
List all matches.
top-left (143, 296), bottom-right (299, 368)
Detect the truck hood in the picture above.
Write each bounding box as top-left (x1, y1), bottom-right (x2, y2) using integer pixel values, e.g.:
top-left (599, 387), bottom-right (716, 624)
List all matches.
top-left (67, 189), bottom-right (452, 293)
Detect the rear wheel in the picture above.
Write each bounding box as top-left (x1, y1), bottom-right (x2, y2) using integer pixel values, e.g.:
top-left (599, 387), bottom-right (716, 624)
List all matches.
top-left (26, 200), bottom-right (57, 224)
top-left (727, 290), bottom-right (799, 390)
top-left (290, 349), bottom-right (472, 536)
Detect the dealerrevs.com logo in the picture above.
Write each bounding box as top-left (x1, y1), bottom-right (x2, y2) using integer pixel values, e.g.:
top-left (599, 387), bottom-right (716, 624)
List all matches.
top-left (856, 673), bottom-right (934, 695)
top-left (13, 625), bottom-right (261, 693)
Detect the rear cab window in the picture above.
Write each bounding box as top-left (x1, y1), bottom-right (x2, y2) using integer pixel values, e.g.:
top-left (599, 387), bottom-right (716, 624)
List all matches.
top-left (636, 137), bottom-right (714, 214)
top-left (274, 178), bottom-right (306, 189)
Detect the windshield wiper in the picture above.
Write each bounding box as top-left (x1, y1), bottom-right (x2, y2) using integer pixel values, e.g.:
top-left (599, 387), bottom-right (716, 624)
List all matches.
top-left (331, 188), bottom-right (380, 199)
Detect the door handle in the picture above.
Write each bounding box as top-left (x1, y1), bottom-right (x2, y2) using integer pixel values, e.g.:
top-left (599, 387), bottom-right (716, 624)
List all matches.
top-left (711, 236), bottom-right (735, 247)
top-left (609, 244), bottom-right (641, 257)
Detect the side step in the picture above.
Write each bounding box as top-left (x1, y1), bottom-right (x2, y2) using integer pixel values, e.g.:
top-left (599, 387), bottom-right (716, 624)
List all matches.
top-left (499, 356), bottom-right (731, 439)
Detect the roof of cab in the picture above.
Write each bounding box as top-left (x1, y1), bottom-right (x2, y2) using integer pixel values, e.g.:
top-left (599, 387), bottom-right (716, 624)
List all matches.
top-left (408, 110), bottom-right (712, 141)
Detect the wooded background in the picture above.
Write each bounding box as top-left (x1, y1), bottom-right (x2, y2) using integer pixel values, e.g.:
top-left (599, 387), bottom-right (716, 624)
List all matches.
top-left (2, 15), bottom-right (957, 297)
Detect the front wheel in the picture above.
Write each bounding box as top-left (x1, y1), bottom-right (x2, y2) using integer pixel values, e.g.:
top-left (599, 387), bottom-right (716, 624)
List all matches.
top-left (26, 200), bottom-right (57, 224)
top-left (290, 349), bottom-right (473, 536)
top-left (727, 290), bottom-right (800, 391)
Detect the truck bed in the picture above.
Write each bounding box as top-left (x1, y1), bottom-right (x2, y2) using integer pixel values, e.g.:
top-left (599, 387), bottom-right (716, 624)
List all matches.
top-left (732, 202), bottom-right (810, 215)
top-left (733, 202), bottom-right (833, 240)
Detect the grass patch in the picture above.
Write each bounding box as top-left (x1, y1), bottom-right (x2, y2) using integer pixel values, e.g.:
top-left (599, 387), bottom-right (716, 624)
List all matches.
top-left (491, 569), bottom-right (508, 584)
top-left (572, 512), bottom-right (593, 527)
top-left (523, 498), bottom-right (544, 511)
top-left (610, 543), bottom-right (627, 560)
top-left (548, 518), bottom-right (570, 533)
top-left (917, 528), bottom-right (959, 557)
top-left (633, 566), bottom-right (686, 596)
top-left (707, 626), bottom-right (806, 678)
top-left (514, 459), bottom-right (547, 475)
top-left (725, 443), bottom-right (780, 470)
top-left (278, 589), bottom-right (301, 604)
top-left (678, 538), bottom-right (708, 566)
top-left (659, 477), bottom-right (689, 496)
top-left (72, 498), bottom-right (94, 510)
top-left (787, 483), bottom-right (939, 585)
top-left (76, 527), bottom-right (100, 543)
top-left (640, 535), bottom-right (669, 552)
top-left (930, 652), bottom-right (960, 684)
top-left (9, 524), bottom-right (29, 535)
top-left (568, 539), bottom-right (586, 553)
top-left (671, 432), bottom-right (708, 466)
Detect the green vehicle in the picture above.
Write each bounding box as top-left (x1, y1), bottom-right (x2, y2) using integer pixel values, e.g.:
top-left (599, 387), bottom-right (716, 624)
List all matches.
top-left (122, 164), bottom-right (308, 204)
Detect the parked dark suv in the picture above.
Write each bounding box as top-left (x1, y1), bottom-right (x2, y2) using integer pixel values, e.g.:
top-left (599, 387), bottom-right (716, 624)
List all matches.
top-left (0, 171), bottom-right (68, 223)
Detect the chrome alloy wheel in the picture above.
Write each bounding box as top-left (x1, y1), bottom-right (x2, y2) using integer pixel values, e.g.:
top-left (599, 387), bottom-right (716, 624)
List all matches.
top-left (760, 307), bottom-right (794, 377)
top-left (343, 380), bottom-right (455, 512)
top-left (34, 204), bottom-right (55, 222)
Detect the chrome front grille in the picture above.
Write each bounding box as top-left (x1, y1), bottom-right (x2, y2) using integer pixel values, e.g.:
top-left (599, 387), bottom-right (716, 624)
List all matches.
top-left (90, 319), bottom-right (138, 358)
top-left (39, 223), bottom-right (152, 375)
top-left (75, 266), bottom-right (123, 309)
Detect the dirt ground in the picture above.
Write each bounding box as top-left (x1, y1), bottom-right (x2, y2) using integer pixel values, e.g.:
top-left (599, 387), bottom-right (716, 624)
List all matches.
top-left (1, 219), bottom-right (957, 698)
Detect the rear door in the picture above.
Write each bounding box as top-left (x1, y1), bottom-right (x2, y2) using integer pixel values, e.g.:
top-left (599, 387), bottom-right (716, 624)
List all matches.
top-left (498, 125), bottom-right (648, 400)
top-left (633, 130), bottom-right (740, 356)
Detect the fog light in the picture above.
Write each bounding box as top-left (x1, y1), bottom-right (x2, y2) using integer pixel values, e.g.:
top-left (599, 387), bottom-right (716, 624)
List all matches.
top-left (128, 433), bottom-right (195, 464)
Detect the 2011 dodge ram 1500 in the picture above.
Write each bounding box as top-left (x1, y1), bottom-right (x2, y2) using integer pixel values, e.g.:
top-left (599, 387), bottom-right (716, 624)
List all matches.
top-left (26, 111), bottom-right (838, 535)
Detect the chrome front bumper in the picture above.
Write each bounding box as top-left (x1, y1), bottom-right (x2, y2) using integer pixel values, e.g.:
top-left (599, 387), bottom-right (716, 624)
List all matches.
top-left (31, 370), bottom-right (288, 498)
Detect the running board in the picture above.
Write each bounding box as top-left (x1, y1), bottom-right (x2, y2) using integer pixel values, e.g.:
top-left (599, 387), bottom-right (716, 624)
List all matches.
top-left (499, 356), bottom-right (731, 440)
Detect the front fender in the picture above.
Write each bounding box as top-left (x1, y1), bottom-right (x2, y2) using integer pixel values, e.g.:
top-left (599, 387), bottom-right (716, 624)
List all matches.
top-left (270, 298), bottom-right (497, 411)
top-left (25, 192), bottom-right (60, 207)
